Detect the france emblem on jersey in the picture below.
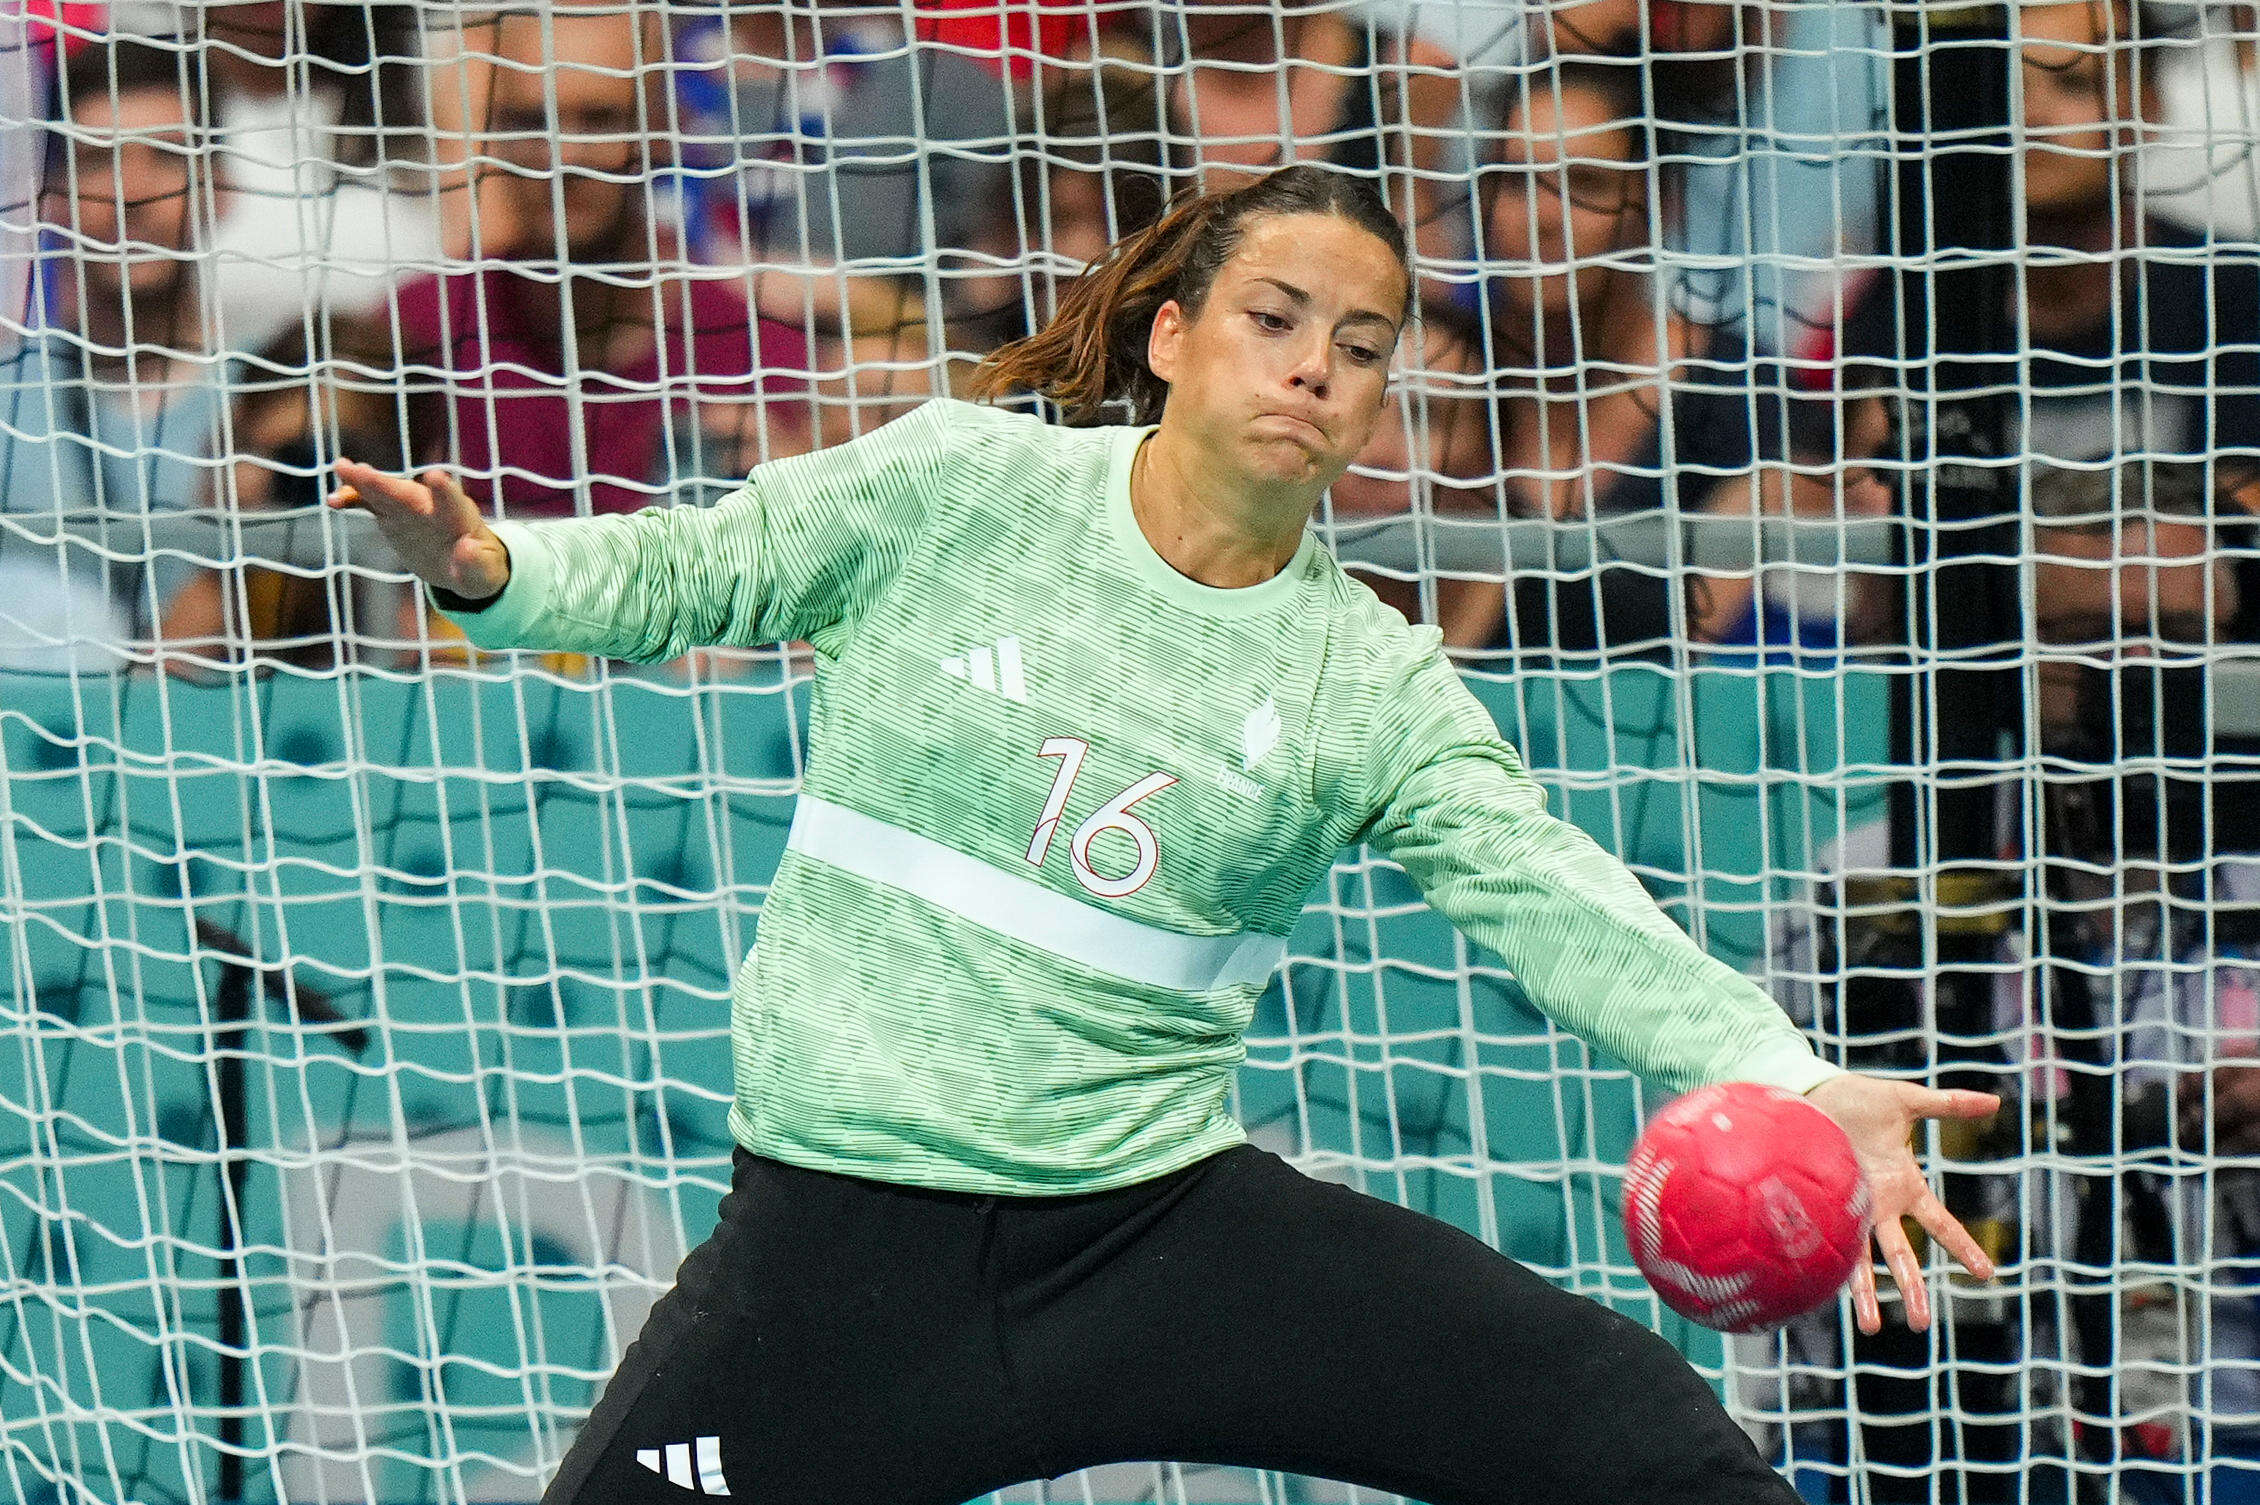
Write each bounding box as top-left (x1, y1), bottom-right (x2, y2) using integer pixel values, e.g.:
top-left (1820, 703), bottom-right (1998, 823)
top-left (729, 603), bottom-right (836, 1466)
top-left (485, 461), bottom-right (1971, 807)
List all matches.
top-left (1242, 697), bottom-right (1282, 772)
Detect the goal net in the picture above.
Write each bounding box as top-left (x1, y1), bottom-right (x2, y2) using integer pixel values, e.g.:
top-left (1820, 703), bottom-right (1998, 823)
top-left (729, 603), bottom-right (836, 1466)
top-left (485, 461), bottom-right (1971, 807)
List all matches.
top-left (2, 2), bottom-right (2257, 1502)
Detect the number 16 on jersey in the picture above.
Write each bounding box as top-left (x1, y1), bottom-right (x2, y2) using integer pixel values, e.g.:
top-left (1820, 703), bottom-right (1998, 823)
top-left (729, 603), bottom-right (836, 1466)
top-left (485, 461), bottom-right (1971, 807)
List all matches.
top-left (1024, 737), bottom-right (1177, 899)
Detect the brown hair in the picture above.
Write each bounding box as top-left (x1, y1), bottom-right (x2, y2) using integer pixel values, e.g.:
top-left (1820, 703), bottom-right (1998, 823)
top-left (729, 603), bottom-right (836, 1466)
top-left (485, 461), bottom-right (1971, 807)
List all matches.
top-left (970, 163), bottom-right (1412, 426)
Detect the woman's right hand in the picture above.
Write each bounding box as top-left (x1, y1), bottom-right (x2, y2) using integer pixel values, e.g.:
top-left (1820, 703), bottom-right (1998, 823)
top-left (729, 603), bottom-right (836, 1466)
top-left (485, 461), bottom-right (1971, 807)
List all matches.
top-left (327, 460), bottom-right (512, 603)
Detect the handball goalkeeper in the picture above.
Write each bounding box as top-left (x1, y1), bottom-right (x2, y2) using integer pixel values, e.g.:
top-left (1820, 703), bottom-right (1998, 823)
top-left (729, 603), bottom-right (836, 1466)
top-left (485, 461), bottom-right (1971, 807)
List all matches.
top-left (332, 165), bottom-right (1996, 1505)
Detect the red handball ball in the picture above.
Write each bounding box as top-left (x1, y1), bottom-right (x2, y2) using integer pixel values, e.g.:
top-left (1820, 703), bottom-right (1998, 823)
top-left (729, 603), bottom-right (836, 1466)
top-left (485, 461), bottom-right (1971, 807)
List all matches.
top-left (1623, 1081), bottom-right (1874, 1334)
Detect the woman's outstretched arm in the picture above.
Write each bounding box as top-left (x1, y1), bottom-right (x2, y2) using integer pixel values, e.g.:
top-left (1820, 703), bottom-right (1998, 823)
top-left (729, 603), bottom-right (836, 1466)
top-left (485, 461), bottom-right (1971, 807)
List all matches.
top-left (1348, 636), bottom-right (1997, 1329)
top-left (328, 401), bottom-right (958, 663)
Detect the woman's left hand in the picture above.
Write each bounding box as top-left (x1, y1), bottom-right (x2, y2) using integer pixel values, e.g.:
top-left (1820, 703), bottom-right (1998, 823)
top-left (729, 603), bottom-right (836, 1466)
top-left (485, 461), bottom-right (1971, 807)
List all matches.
top-left (1803, 1074), bottom-right (2002, 1335)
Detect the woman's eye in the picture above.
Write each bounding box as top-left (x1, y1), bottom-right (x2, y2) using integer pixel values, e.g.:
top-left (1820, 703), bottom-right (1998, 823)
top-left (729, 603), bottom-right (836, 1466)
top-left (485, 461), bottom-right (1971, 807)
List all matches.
top-left (1251, 310), bottom-right (1289, 331)
top-left (1342, 344), bottom-right (1382, 365)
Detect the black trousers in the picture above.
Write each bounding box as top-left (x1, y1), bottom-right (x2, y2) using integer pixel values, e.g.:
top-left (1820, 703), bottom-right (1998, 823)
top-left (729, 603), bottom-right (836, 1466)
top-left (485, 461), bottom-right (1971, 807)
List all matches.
top-left (544, 1144), bottom-right (1800, 1505)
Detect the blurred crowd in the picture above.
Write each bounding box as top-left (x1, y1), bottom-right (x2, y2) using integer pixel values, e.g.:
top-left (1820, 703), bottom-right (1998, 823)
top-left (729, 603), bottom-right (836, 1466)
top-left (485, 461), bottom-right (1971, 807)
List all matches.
top-left (3, 1), bottom-right (2260, 1497)
top-left (5, 0), bottom-right (2257, 673)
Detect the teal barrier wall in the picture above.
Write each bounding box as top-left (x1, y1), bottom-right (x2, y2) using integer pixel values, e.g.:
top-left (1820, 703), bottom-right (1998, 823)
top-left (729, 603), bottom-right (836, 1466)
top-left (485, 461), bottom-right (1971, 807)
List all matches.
top-left (0, 660), bottom-right (1887, 1504)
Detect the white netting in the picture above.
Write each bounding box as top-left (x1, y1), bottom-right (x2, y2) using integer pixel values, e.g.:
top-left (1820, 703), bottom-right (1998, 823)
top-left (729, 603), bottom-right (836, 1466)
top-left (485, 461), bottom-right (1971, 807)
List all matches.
top-left (1, 2), bottom-right (2257, 1502)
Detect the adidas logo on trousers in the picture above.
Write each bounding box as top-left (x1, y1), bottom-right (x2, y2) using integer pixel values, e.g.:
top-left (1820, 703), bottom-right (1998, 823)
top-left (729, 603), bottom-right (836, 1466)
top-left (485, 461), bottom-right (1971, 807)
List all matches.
top-left (634, 1435), bottom-right (730, 1494)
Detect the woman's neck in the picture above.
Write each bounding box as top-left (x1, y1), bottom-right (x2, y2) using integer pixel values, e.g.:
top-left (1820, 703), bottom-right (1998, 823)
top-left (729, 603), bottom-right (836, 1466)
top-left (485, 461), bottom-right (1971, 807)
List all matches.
top-left (1130, 428), bottom-right (1311, 590)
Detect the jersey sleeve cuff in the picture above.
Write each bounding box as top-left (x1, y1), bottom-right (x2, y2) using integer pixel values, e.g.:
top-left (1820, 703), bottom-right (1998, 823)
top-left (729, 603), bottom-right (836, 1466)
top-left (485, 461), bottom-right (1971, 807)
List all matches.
top-left (426, 520), bottom-right (553, 650)
top-left (1723, 1038), bottom-right (1847, 1097)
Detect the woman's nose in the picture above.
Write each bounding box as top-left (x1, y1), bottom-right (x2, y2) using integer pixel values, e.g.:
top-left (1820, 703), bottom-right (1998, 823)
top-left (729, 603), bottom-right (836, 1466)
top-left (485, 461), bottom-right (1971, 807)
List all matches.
top-left (1286, 338), bottom-right (1331, 394)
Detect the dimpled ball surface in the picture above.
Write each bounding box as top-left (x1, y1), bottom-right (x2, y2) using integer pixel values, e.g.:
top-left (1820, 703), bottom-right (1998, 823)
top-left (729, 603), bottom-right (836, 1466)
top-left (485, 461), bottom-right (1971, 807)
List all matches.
top-left (1622, 1082), bottom-right (1874, 1334)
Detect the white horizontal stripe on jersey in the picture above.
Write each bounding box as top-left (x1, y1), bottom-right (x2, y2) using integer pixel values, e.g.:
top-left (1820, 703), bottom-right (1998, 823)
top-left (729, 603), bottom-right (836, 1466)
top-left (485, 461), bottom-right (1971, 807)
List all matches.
top-left (786, 793), bottom-right (1288, 993)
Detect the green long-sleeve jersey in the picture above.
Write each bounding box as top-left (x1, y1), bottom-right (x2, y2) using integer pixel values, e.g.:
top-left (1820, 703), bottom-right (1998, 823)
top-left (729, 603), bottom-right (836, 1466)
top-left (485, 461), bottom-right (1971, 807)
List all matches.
top-left (441, 398), bottom-right (1840, 1193)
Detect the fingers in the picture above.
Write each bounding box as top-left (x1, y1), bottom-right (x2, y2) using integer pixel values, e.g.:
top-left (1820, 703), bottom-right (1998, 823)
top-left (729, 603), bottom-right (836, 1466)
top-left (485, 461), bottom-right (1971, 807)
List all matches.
top-left (1825, 1077), bottom-right (2002, 1335)
top-left (1849, 1249), bottom-right (1882, 1336)
top-left (1857, 1196), bottom-right (1994, 1337)
top-left (1911, 1193), bottom-right (1996, 1283)
top-left (421, 467), bottom-right (468, 509)
top-left (324, 456), bottom-right (368, 511)
top-left (328, 458), bottom-right (434, 517)
top-left (1844, 468), bottom-right (1893, 517)
top-left (1908, 1086), bottom-right (2002, 1121)
top-left (1875, 1214), bottom-right (1929, 1332)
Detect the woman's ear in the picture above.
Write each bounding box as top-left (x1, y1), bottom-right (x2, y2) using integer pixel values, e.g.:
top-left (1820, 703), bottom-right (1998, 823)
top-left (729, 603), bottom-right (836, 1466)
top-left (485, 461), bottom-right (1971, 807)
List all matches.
top-left (1147, 299), bottom-right (1186, 387)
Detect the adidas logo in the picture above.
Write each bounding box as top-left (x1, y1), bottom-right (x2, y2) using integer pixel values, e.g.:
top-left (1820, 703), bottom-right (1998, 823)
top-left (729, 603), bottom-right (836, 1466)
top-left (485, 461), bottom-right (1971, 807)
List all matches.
top-left (939, 634), bottom-right (1028, 704)
top-left (635, 1435), bottom-right (730, 1495)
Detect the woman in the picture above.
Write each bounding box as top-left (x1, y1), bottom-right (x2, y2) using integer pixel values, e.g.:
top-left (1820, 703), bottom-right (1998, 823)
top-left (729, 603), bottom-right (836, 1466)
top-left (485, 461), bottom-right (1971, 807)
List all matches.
top-left (1467, 62), bottom-right (1873, 660)
top-left (1168, 0), bottom-right (1455, 182)
top-left (332, 166), bottom-right (1994, 1505)
top-left (951, 58), bottom-right (1176, 355)
top-left (395, 6), bottom-right (811, 520)
top-left (1325, 297), bottom-right (1501, 636)
top-left (196, 3), bottom-right (441, 354)
top-left (1167, 0), bottom-right (1461, 276)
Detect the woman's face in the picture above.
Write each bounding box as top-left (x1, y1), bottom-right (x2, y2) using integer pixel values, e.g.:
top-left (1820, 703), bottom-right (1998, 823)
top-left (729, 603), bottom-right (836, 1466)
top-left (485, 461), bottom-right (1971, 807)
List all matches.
top-left (1147, 211), bottom-right (1408, 497)
top-left (55, 85), bottom-right (198, 302)
top-left (2018, 1), bottom-right (2145, 222)
top-left (1485, 83), bottom-right (1642, 320)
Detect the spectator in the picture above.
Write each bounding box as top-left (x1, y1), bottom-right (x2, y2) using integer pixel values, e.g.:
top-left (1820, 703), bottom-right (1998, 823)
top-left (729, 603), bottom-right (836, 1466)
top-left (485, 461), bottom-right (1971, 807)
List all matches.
top-left (705, 0), bottom-right (1014, 335)
top-left (1535, 0), bottom-right (1890, 347)
top-left (1454, 61), bottom-right (1800, 661)
top-left (2143, 4), bottom-right (2260, 243)
top-left (1165, 0), bottom-right (1456, 181)
top-left (952, 58), bottom-right (1176, 355)
top-left (206, 317), bottom-right (412, 667)
top-left (1764, 458), bottom-right (2257, 1501)
top-left (1839, 0), bottom-right (2260, 649)
top-left (196, 2), bottom-right (441, 355)
top-left (0, 36), bottom-right (228, 668)
top-left (1324, 298), bottom-right (1500, 637)
top-left (391, 4), bottom-right (808, 520)
top-left (1164, 0), bottom-right (1459, 266)
top-left (1843, 0), bottom-right (2260, 469)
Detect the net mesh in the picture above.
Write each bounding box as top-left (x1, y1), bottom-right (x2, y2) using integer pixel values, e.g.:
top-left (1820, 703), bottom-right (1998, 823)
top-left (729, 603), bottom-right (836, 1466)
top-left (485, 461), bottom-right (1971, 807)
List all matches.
top-left (2, 2), bottom-right (2257, 1502)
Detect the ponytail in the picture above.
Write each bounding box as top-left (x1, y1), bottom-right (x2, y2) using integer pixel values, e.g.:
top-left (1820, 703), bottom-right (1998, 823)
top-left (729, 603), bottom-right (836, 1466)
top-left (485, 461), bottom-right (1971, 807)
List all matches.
top-left (970, 164), bottom-right (1411, 427)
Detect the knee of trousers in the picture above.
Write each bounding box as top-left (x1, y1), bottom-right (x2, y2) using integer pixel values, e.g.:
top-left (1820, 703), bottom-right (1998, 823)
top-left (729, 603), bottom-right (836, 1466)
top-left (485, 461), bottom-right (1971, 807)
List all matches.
top-left (1539, 1313), bottom-right (1798, 1503)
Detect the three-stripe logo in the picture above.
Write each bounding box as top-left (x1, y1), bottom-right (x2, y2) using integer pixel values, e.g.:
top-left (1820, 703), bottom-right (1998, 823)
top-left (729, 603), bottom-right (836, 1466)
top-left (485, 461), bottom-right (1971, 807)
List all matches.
top-left (939, 634), bottom-right (1028, 704)
top-left (634, 1435), bottom-right (730, 1495)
